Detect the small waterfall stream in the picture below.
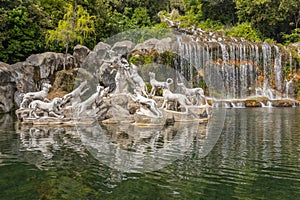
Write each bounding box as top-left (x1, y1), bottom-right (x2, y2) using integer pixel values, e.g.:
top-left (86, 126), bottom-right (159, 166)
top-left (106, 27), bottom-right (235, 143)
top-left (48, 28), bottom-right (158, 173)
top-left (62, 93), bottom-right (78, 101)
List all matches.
top-left (173, 32), bottom-right (294, 100)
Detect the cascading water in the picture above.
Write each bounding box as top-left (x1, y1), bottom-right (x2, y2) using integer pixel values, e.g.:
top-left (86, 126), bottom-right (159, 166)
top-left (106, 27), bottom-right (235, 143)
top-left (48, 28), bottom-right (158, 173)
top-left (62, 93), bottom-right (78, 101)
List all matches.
top-left (173, 31), bottom-right (294, 100)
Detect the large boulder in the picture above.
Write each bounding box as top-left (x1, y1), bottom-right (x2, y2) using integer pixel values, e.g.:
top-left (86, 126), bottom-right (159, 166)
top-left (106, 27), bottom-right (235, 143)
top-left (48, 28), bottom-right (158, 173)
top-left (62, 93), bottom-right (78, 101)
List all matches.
top-left (82, 42), bottom-right (111, 71)
top-left (155, 37), bottom-right (172, 53)
top-left (26, 52), bottom-right (75, 80)
top-left (133, 38), bottom-right (160, 54)
top-left (73, 45), bottom-right (90, 68)
top-left (0, 62), bottom-right (16, 112)
top-left (111, 40), bottom-right (135, 56)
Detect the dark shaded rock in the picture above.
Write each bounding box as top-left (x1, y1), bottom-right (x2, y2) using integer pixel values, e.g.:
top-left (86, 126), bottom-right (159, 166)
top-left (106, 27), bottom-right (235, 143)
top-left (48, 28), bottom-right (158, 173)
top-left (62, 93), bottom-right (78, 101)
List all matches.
top-left (128, 98), bottom-right (140, 114)
top-left (0, 62), bottom-right (18, 112)
top-left (48, 69), bottom-right (78, 99)
top-left (73, 45), bottom-right (90, 68)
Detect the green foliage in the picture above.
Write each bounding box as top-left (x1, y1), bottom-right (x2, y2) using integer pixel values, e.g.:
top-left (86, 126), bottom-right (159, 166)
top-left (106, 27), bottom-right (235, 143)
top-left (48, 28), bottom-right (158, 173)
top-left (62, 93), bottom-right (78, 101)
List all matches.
top-left (0, 0), bottom-right (48, 63)
top-left (46, 3), bottom-right (95, 54)
top-left (226, 22), bottom-right (262, 42)
top-left (233, 0), bottom-right (300, 42)
top-left (282, 28), bottom-right (300, 45)
top-left (0, 0), bottom-right (298, 63)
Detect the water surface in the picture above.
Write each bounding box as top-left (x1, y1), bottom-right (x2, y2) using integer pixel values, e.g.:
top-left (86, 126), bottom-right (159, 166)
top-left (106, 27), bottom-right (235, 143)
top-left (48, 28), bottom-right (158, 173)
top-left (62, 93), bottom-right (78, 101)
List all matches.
top-left (0, 108), bottom-right (299, 199)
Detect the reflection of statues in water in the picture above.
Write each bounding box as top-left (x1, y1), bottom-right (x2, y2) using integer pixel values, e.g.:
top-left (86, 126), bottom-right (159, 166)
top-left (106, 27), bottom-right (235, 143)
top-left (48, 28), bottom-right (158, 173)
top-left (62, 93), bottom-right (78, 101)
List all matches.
top-left (20, 83), bottom-right (52, 109)
top-left (29, 97), bottom-right (64, 118)
top-left (80, 122), bottom-right (207, 173)
top-left (129, 89), bottom-right (162, 118)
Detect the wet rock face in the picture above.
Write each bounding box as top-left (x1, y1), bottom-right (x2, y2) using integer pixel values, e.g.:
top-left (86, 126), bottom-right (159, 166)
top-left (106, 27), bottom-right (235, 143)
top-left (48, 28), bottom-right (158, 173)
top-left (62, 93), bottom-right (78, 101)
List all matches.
top-left (0, 62), bottom-right (16, 112)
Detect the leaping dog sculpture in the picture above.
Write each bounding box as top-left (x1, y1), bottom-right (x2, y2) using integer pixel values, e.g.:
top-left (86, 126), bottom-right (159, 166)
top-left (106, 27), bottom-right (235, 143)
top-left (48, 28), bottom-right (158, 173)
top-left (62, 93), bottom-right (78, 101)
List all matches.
top-left (20, 83), bottom-right (52, 109)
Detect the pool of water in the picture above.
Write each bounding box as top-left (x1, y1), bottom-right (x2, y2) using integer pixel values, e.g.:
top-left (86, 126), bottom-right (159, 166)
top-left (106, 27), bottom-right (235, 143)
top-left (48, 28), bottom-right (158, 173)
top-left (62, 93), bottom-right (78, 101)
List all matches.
top-left (0, 108), bottom-right (300, 199)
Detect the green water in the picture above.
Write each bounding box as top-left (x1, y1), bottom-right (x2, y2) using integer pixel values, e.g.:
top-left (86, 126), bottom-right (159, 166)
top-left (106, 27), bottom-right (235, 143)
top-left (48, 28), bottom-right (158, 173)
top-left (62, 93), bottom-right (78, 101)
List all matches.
top-left (0, 108), bottom-right (299, 199)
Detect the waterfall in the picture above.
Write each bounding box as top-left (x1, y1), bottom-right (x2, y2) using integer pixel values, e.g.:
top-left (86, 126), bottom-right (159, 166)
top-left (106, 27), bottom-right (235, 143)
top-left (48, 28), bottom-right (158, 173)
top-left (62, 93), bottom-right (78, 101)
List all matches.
top-left (173, 32), bottom-right (293, 100)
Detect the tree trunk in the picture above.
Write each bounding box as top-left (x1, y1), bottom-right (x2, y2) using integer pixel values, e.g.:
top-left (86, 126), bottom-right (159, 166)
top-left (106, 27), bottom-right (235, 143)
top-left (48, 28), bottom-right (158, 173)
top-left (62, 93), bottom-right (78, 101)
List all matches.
top-left (64, 43), bottom-right (69, 71)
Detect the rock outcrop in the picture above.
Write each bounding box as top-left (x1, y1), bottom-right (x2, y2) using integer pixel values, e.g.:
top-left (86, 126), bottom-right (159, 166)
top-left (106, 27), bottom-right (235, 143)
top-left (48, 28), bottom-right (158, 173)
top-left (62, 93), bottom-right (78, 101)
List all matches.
top-left (0, 51), bottom-right (80, 113)
top-left (0, 62), bottom-right (15, 112)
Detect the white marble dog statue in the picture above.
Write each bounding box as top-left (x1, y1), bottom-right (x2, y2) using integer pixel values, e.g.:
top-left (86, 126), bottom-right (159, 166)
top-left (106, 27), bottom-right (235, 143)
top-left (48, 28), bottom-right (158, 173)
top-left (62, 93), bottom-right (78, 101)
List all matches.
top-left (76, 85), bottom-right (109, 115)
top-left (20, 83), bottom-right (52, 109)
top-left (177, 82), bottom-right (207, 105)
top-left (62, 80), bottom-right (89, 107)
top-left (129, 89), bottom-right (162, 118)
top-left (161, 86), bottom-right (192, 113)
top-left (28, 97), bottom-right (64, 118)
top-left (149, 72), bottom-right (171, 96)
top-left (129, 64), bottom-right (148, 97)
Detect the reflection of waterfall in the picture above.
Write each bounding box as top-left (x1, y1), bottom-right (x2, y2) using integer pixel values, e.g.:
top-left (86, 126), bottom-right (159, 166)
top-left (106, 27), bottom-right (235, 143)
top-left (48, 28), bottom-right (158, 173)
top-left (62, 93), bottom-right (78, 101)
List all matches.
top-left (215, 108), bottom-right (299, 168)
top-left (174, 32), bottom-right (294, 100)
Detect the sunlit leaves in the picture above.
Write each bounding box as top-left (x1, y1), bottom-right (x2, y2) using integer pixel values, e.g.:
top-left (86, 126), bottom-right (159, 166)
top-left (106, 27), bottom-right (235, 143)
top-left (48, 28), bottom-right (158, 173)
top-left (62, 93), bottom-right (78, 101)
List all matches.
top-left (46, 3), bottom-right (95, 53)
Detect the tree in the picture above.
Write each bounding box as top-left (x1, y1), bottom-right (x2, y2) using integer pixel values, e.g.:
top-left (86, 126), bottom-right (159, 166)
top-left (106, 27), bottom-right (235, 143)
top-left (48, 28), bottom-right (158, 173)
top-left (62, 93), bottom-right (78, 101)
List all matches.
top-left (0, 0), bottom-right (48, 63)
top-left (46, 3), bottom-right (95, 70)
top-left (233, 0), bottom-right (295, 42)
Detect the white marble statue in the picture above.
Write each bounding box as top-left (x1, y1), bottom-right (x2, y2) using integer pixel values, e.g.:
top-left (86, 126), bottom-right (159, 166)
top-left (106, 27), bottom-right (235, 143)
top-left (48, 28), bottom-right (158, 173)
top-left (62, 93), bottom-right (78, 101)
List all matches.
top-left (29, 97), bottom-right (64, 118)
top-left (129, 64), bottom-right (148, 97)
top-left (62, 80), bottom-right (89, 107)
top-left (161, 87), bottom-right (192, 113)
top-left (20, 83), bottom-right (52, 109)
top-left (129, 89), bottom-right (162, 118)
top-left (149, 72), bottom-right (172, 96)
top-left (76, 85), bottom-right (109, 115)
top-left (177, 83), bottom-right (207, 105)
top-left (114, 58), bottom-right (131, 94)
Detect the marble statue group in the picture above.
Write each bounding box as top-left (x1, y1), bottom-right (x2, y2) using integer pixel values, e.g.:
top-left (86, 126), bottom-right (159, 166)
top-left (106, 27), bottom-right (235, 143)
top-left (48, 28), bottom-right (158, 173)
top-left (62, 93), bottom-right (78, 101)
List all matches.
top-left (16, 55), bottom-right (210, 125)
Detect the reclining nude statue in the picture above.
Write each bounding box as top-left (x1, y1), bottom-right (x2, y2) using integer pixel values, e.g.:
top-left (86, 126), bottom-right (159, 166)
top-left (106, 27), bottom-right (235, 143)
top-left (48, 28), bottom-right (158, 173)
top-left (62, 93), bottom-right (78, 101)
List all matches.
top-left (129, 89), bottom-right (162, 118)
top-left (20, 83), bottom-right (52, 109)
top-left (29, 97), bottom-right (64, 118)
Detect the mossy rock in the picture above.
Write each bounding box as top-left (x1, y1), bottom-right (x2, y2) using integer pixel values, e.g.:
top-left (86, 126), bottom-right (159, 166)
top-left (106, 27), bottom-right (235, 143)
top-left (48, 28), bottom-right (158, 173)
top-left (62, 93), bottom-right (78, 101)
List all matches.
top-left (49, 69), bottom-right (78, 99)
